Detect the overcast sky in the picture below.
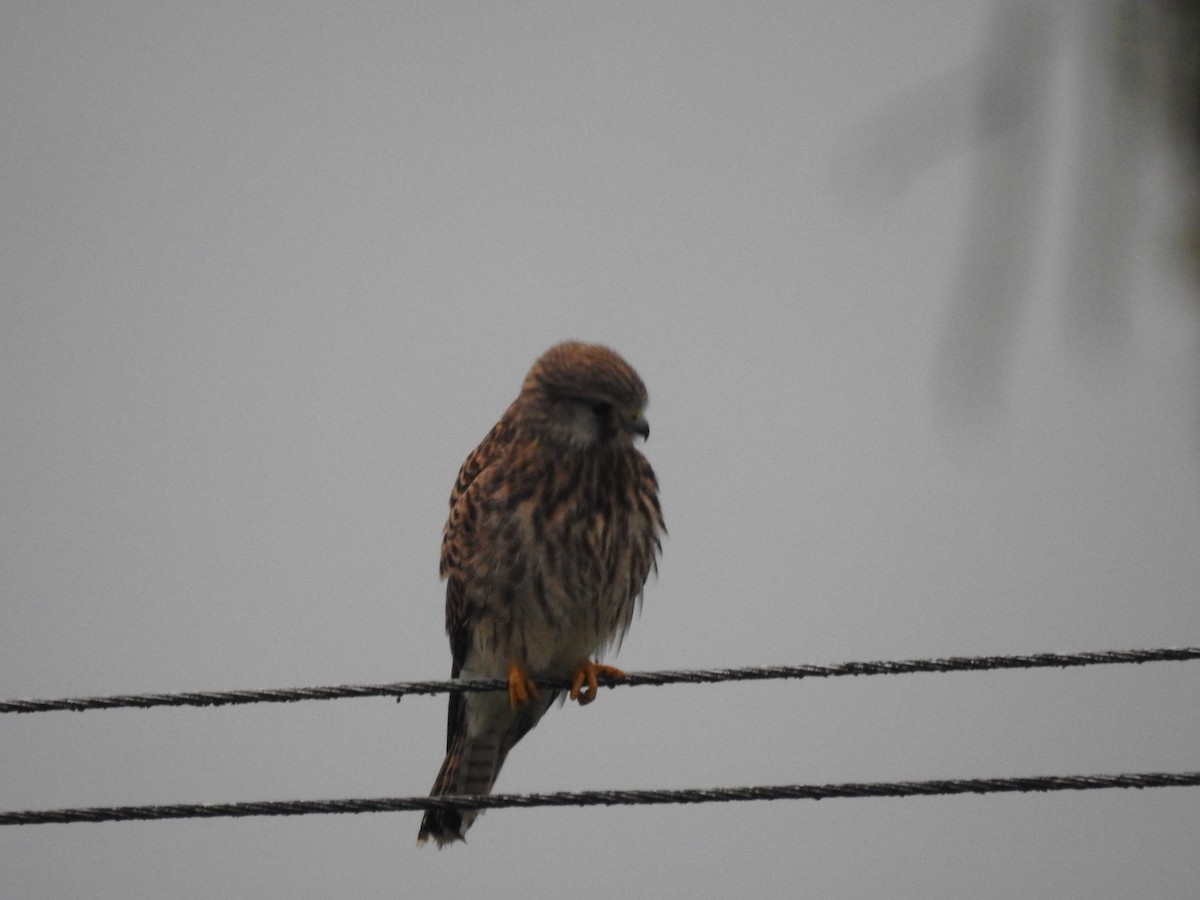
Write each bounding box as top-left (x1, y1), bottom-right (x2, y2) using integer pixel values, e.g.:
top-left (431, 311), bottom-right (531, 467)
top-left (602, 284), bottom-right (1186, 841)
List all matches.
top-left (3, 3), bottom-right (1199, 898)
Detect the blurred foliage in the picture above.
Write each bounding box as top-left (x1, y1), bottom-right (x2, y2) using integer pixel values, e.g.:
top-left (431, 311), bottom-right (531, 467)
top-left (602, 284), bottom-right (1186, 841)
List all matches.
top-left (1116, 0), bottom-right (1200, 268)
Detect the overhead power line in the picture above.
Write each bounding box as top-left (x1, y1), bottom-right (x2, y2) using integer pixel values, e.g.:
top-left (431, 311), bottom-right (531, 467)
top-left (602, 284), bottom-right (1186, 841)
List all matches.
top-left (3, 771), bottom-right (1197, 827)
top-left (2, 646), bottom-right (1197, 715)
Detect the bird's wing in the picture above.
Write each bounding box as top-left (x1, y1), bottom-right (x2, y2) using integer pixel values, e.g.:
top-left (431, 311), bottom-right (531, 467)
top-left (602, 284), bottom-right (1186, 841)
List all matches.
top-left (441, 408), bottom-right (517, 678)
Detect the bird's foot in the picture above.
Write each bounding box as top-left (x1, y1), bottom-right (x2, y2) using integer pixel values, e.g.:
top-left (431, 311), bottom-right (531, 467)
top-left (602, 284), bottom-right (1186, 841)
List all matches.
top-left (570, 660), bottom-right (625, 706)
top-left (507, 661), bottom-right (540, 709)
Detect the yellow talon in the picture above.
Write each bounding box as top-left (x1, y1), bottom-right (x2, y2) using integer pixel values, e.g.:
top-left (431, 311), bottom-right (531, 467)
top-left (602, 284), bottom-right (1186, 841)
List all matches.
top-left (507, 661), bottom-right (539, 709)
top-left (570, 660), bottom-right (625, 706)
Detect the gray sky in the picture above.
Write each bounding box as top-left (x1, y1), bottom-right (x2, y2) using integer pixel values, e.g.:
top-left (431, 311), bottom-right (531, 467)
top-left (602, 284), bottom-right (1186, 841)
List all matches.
top-left (3, 3), bottom-right (1199, 898)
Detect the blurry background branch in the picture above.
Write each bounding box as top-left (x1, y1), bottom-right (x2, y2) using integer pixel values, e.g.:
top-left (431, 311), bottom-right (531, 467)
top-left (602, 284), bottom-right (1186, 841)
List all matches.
top-left (837, 0), bottom-right (1200, 422)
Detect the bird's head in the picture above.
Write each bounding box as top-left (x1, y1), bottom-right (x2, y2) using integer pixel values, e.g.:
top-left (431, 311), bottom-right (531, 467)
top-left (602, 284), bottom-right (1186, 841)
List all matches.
top-left (517, 341), bottom-right (650, 452)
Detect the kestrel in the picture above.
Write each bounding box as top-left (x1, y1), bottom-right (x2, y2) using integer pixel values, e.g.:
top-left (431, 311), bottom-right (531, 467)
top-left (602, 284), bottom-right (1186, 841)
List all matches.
top-left (417, 341), bottom-right (664, 847)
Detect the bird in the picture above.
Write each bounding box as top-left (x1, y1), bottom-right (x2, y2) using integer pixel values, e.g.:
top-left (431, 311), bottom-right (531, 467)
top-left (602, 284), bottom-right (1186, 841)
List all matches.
top-left (417, 341), bottom-right (665, 847)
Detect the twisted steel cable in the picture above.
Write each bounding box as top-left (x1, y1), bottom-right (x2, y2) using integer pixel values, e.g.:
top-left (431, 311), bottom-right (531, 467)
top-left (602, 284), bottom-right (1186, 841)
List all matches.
top-left (3, 772), bottom-right (1198, 826)
top-left (3, 647), bottom-right (1197, 715)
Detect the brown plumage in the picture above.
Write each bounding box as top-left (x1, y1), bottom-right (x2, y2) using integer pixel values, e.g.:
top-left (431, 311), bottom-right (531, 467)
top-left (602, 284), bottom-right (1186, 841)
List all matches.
top-left (417, 341), bottom-right (664, 847)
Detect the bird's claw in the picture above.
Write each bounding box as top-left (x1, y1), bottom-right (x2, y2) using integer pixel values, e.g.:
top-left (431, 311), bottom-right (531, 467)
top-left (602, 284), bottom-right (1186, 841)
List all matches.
top-left (570, 661), bottom-right (625, 705)
top-left (507, 661), bottom-right (540, 709)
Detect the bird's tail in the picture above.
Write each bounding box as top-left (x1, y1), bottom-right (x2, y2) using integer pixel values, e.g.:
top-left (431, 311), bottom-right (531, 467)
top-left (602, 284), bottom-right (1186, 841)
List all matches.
top-left (417, 690), bottom-right (557, 847)
top-left (416, 727), bottom-right (507, 847)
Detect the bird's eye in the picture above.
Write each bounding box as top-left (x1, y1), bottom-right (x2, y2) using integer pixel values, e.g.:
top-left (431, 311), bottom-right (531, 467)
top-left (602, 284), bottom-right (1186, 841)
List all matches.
top-left (590, 402), bottom-right (612, 417)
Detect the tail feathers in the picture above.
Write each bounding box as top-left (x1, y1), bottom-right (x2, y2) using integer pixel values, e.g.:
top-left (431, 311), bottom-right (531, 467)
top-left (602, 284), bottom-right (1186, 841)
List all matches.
top-left (417, 732), bottom-right (506, 848)
top-left (417, 690), bottom-right (558, 848)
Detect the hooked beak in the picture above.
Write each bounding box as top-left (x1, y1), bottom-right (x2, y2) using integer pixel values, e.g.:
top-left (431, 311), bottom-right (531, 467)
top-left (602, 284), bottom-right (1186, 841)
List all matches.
top-left (626, 414), bottom-right (650, 441)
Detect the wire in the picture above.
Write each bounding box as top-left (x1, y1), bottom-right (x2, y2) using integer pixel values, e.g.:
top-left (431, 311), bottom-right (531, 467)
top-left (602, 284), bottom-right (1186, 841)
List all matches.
top-left (2, 646), bottom-right (1197, 715)
top-left (3, 771), bottom-right (1197, 826)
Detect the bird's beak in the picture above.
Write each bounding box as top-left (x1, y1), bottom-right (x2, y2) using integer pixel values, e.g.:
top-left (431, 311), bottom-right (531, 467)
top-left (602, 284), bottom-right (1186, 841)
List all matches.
top-left (626, 414), bottom-right (650, 441)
